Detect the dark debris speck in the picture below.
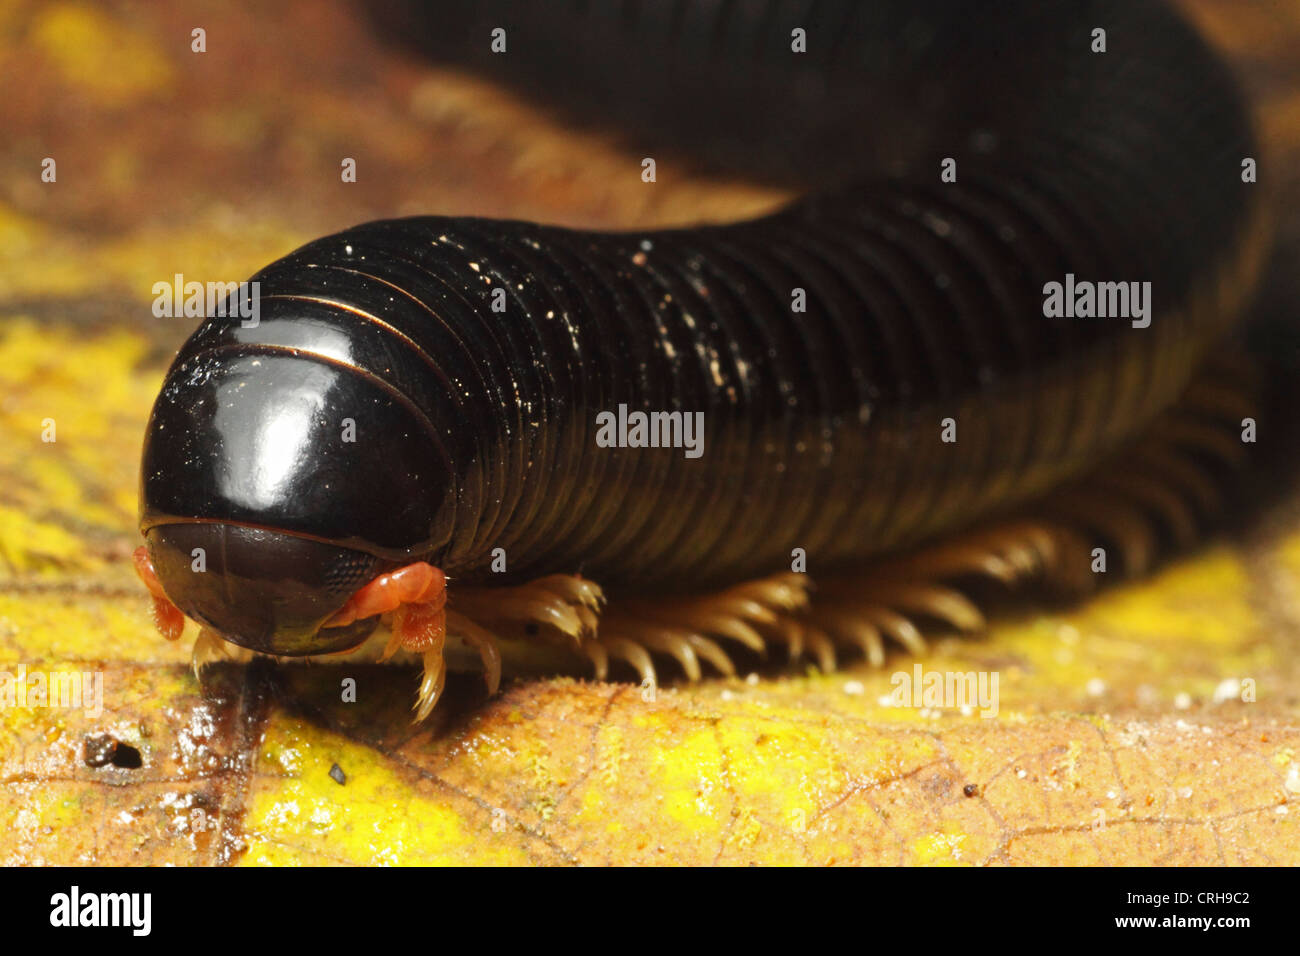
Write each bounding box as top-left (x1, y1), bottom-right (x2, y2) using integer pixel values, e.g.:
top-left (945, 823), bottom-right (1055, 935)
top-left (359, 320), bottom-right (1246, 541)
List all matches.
top-left (329, 763), bottom-right (346, 785)
top-left (83, 734), bottom-right (143, 769)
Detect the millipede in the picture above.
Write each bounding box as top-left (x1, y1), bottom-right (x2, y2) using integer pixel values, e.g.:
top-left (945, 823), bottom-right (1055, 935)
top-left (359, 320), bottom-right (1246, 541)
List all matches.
top-left (133, 0), bottom-right (1271, 719)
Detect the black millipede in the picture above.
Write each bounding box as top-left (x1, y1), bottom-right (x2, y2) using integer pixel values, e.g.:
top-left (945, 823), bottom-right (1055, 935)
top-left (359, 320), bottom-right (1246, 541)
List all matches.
top-left (135, 0), bottom-right (1270, 718)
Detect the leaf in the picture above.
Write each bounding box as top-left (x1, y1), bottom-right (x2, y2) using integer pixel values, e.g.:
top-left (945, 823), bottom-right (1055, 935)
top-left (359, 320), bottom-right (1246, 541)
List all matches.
top-left (2, 0), bottom-right (1300, 866)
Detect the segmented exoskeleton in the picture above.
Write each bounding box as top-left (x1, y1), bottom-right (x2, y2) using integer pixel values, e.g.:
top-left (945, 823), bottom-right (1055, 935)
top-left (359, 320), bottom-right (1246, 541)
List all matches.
top-left (136, 0), bottom-right (1269, 718)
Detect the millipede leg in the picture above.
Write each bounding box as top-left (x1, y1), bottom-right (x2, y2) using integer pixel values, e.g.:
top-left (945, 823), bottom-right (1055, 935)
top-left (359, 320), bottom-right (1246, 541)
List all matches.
top-left (191, 627), bottom-right (231, 679)
top-left (415, 640), bottom-right (448, 723)
top-left (592, 571), bottom-right (814, 681)
top-left (449, 575), bottom-right (603, 650)
top-left (446, 610), bottom-right (503, 696)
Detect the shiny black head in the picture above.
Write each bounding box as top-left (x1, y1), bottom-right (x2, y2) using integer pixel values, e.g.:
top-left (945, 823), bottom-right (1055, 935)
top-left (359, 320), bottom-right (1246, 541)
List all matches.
top-left (138, 307), bottom-right (465, 655)
top-left (139, 345), bottom-right (458, 574)
top-left (145, 522), bottom-right (384, 655)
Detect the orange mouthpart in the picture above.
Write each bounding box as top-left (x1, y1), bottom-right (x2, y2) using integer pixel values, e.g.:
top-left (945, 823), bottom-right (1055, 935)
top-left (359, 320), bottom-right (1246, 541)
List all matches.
top-left (323, 562), bottom-right (448, 657)
top-left (133, 545), bottom-right (186, 641)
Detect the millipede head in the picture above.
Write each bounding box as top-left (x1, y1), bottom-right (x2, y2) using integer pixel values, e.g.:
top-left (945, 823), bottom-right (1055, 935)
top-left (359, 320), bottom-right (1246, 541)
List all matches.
top-left (141, 523), bottom-right (385, 656)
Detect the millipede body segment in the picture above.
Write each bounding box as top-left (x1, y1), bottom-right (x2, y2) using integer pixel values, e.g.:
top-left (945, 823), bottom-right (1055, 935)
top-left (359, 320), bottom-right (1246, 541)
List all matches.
top-left (135, 0), bottom-right (1269, 714)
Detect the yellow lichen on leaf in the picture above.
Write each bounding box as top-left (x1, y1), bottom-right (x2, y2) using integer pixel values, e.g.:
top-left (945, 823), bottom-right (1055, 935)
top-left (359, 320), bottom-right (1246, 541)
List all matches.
top-left (0, 198), bottom-right (309, 306)
top-left (2, 0), bottom-right (1300, 866)
top-left (242, 713), bottom-right (537, 866)
top-left (28, 1), bottom-right (174, 107)
top-left (0, 319), bottom-right (159, 573)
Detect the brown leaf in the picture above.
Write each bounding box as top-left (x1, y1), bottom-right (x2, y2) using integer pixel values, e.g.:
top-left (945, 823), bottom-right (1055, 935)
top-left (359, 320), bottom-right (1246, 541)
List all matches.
top-left (2, 0), bottom-right (1299, 865)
